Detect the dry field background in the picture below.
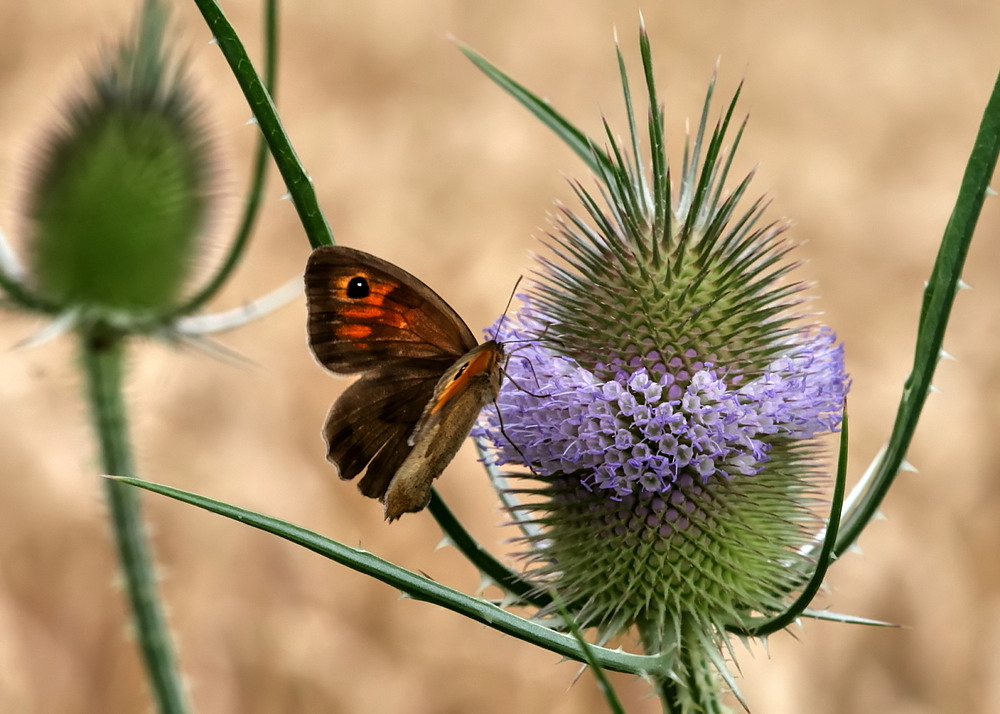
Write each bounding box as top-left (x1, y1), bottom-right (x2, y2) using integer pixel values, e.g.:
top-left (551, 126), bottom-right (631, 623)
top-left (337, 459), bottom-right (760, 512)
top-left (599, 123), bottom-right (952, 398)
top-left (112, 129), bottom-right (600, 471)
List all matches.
top-left (0, 1), bottom-right (998, 712)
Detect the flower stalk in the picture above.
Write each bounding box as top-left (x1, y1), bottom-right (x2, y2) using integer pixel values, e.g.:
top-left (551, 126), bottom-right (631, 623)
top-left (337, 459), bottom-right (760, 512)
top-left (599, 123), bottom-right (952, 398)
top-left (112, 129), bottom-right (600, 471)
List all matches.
top-left (83, 327), bottom-right (189, 714)
top-left (189, 0), bottom-right (334, 250)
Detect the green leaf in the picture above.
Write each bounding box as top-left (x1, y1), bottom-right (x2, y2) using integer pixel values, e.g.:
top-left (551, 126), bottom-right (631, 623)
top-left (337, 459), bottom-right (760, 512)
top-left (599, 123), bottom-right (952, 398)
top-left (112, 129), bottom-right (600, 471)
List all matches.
top-left (110, 475), bottom-right (671, 677)
top-left (459, 42), bottom-right (616, 178)
top-left (833, 67), bottom-right (1000, 556)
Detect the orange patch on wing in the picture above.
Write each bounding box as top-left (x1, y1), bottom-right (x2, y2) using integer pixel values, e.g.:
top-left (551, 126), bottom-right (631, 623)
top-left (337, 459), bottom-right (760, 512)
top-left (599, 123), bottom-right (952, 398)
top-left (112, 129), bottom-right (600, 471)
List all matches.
top-left (430, 347), bottom-right (498, 415)
top-left (341, 305), bottom-right (384, 320)
top-left (342, 304), bottom-right (409, 330)
top-left (339, 324), bottom-right (373, 339)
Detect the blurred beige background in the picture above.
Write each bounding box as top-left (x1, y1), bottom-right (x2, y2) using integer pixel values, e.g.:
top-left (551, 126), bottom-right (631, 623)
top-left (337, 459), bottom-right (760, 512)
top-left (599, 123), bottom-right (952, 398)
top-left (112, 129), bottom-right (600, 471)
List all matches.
top-left (0, 1), bottom-right (998, 712)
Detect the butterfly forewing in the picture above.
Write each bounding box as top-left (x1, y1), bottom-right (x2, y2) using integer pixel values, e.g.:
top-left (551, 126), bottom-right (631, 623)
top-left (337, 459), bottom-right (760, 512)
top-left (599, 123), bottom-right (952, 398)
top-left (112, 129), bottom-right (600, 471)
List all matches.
top-left (305, 246), bottom-right (478, 374)
top-left (407, 340), bottom-right (503, 448)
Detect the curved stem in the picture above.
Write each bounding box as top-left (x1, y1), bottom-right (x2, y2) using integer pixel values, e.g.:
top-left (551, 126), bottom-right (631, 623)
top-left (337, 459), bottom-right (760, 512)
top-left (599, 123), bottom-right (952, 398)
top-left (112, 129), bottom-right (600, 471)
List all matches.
top-left (174, 0), bottom-right (279, 317)
top-left (733, 410), bottom-right (849, 636)
top-left (0, 230), bottom-right (60, 313)
top-left (82, 329), bottom-right (189, 714)
top-left (191, 0), bottom-right (334, 249)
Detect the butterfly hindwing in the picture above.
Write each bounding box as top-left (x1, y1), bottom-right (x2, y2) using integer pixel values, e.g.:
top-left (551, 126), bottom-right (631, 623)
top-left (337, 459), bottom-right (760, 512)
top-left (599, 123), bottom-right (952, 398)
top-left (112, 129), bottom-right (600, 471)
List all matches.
top-left (380, 343), bottom-right (505, 519)
top-left (322, 363), bottom-right (446, 496)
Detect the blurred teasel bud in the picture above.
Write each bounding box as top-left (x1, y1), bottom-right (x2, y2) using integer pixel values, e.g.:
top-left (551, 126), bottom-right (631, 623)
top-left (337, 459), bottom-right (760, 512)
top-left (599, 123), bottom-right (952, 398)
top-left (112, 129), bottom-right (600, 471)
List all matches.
top-left (22, 0), bottom-right (213, 321)
top-left (474, 28), bottom-right (849, 707)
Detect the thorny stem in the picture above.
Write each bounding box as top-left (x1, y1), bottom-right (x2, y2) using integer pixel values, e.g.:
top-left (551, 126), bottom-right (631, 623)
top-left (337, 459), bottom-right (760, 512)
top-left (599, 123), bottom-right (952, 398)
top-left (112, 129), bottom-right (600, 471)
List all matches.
top-left (82, 329), bottom-right (189, 714)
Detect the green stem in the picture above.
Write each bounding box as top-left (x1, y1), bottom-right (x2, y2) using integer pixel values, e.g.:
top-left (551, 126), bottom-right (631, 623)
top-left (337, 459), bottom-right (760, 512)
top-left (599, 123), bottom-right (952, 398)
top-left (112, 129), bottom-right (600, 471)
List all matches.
top-left (82, 330), bottom-right (189, 714)
top-left (639, 619), bottom-right (733, 714)
top-left (191, 0), bottom-right (334, 249)
top-left (173, 0), bottom-right (279, 318)
top-left (656, 678), bottom-right (684, 714)
top-left (638, 624), bottom-right (687, 714)
top-left (549, 590), bottom-right (627, 714)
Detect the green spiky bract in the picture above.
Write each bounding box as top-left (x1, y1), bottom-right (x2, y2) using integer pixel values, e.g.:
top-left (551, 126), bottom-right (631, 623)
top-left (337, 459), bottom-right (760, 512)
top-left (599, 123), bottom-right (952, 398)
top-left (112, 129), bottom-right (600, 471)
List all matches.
top-left (26, 0), bottom-right (211, 317)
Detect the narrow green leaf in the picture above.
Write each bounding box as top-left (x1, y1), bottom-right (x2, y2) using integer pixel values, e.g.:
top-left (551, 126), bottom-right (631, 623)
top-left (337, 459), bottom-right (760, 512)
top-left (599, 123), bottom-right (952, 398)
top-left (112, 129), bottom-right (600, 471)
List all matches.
top-left (110, 475), bottom-right (670, 677)
top-left (835, 67), bottom-right (1000, 555)
top-left (459, 43), bottom-right (616, 178)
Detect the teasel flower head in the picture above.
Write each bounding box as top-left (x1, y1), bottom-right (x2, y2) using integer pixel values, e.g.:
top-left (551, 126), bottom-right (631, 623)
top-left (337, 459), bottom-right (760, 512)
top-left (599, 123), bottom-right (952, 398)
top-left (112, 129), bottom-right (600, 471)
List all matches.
top-left (473, 28), bottom-right (849, 708)
top-left (20, 0), bottom-right (213, 322)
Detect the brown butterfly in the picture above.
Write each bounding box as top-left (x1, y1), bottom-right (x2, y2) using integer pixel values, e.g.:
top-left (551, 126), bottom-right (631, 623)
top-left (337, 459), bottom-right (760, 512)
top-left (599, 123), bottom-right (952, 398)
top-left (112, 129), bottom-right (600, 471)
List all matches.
top-left (304, 246), bottom-right (504, 521)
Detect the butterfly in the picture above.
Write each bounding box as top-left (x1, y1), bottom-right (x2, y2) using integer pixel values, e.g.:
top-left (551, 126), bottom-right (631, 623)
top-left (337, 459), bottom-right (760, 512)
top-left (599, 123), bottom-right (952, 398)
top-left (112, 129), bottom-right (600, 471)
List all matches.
top-left (304, 245), bottom-right (504, 521)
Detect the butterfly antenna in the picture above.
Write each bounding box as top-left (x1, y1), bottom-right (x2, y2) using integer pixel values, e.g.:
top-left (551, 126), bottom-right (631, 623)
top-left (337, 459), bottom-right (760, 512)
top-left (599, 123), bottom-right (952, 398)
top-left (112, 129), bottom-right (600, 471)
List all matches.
top-left (492, 275), bottom-right (523, 340)
top-left (499, 323), bottom-right (553, 349)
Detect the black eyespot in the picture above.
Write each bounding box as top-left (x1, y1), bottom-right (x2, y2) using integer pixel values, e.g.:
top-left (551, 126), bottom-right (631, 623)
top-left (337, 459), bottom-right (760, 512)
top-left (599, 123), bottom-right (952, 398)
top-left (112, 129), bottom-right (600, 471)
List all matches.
top-left (346, 276), bottom-right (370, 299)
top-left (453, 364), bottom-right (468, 381)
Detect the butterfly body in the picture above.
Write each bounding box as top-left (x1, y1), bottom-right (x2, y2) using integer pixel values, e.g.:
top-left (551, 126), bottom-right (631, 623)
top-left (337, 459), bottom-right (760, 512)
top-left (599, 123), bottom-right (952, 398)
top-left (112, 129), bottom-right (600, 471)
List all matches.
top-left (304, 246), bottom-right (503, 521)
